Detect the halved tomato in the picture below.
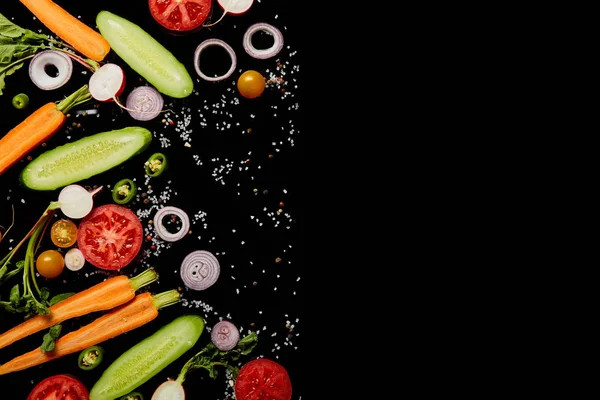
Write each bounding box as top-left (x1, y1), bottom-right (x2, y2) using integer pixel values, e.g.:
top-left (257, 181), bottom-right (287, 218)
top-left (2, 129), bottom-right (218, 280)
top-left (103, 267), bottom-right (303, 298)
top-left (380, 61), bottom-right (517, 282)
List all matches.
top-left (149, 0), bottom-right (212, 32)
top-left (27, 374), bottom-right (89, 400)
top-left (77, 204), bottom-right (143, 270)
top-left (234, 358), bottom-right (293, 400)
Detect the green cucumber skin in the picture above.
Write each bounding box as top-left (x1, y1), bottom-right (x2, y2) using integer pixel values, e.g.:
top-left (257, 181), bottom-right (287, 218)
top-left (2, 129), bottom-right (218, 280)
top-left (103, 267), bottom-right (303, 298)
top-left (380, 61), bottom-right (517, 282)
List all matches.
top-left (96, 11), bottom-right (194, 99)
top-left (20, 127), bottom-right (152, 191)
top-left (89, 315), bottom-right (205, 400)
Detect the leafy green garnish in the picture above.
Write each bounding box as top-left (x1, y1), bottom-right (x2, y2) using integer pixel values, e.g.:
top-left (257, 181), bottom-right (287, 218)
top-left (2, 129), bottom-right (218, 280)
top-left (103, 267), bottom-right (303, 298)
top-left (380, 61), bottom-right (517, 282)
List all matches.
top-left (41, 324), bottom-right (62, 353)
top-left (175, 331), bottom-right (258, 384)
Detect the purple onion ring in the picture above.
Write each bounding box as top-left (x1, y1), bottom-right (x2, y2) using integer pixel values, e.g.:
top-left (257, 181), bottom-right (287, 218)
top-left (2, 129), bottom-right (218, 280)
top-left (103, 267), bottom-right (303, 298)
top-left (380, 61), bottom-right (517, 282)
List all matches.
top-left (153, 206), bottom-right (190, 242)
top-left (126, 86), bottom-right (164, 121)
top-left (211, 320), bottom-right (240, 351)
top-left (243, 22), bottom-right (284, 59)
top-left (29, 50), bottom-right (73, 90)
top-left (194, 39), bottom-right (237, 82)
top-left (180, 250), bottom-right (220, 290)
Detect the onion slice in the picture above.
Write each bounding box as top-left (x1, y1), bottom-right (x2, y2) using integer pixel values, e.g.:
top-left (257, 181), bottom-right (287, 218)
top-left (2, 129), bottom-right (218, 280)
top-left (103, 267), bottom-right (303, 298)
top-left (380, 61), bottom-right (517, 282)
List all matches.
top-left (153, 206), bottom-right (190, 242)
top-left (243, 23), bottom-right (284, 59)
top-left (126, 86), bottom-right (164, 121)
top-left (211, 320), bottom-right (240, 351)
top-left (180, 250), bottom-right (220, 291)
top-left (193, 39), bottom-right (237, 82)
top-left (64, 248), bottom-right (86, 271)
top-left (29, 50), bottom-right (73, 90)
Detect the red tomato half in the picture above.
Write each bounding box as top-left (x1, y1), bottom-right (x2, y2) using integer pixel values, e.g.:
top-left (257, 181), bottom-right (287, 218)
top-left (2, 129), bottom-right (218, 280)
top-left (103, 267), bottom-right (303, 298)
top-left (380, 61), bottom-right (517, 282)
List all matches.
top-left (77, 204), bottom-right (143, 270)
top-left (27, 374), bottom-right (89, 400)
top-left (234, 358), bottom-right (292, 400)
top-left (149, 0), bottom-right (212, 32)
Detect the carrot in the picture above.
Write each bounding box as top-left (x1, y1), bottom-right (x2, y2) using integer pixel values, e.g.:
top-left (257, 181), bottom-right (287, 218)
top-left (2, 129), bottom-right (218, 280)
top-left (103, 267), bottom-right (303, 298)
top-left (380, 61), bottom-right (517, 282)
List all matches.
top-left (19, 0), bottom-right (111, 61)
top-left (0, 268), bottom-right (158, 351)
top-left (0, 290), bottom-right (180, 375)
top-left (0, 84), bottom-right (91, 176)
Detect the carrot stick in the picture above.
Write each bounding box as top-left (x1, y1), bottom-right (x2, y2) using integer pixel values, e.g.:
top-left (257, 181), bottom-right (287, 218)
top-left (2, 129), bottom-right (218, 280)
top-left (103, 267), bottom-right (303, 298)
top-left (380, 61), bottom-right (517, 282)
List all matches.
top-left (0, 268), bottom-right (158, 351)
top-left (0, 290), bottom-right (180, 375)
top-left (19, 0), bottom-right (111, 61)
top-left (0, 84), bottom-right (91, 176)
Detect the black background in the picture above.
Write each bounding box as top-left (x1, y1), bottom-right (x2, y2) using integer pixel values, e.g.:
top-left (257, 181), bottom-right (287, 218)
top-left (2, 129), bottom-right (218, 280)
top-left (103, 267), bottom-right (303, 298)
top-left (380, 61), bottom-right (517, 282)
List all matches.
top-left (0, 1), bottom-right (303, 399)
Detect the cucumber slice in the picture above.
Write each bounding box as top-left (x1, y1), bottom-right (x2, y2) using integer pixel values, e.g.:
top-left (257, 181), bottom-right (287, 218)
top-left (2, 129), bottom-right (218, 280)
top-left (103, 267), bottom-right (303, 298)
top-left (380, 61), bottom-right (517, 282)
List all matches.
top-left (20, 127), bottom-right (152, 191)
top-left (89, 315), bottom-right (204, 400)
top-left (96, 11), bottom-right (194, 99)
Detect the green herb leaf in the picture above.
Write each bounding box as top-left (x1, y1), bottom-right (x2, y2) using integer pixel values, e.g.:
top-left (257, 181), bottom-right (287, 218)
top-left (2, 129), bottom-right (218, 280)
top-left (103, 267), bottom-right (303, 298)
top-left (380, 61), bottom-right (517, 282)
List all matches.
top-left (40, 287), bottom-right (50, 302)
top-left (49, 292), bottom-right (75, 306)
top-left (9, 283), bottom-right (20, 305)
top-left (41, 324), bottom-right (62, 353)
top-left (0, 13), bottom-right (25, 38)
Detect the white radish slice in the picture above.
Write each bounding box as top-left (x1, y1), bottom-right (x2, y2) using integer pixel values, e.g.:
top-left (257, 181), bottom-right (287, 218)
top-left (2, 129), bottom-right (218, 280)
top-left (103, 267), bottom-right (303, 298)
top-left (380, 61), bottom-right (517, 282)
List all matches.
top-left (64, 248), bottom-right (86, 271)
top-left (57, 185), bottom-right (102, 219)
top-left (29, 50), bottom-right (73, 90)
top-left (88, 63), bottom-right (126, 102)
top-left (152, 380), bottom-right (185, 400)
top-left (217, 0), bottom-right (254, 15)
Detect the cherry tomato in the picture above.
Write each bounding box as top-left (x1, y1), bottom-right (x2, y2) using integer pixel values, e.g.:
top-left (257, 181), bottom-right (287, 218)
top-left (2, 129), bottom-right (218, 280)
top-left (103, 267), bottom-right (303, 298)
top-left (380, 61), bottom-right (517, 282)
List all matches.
top-left (234, 358), bottom-right (292, 400)
top-left (77, 204), bottom-right (143, 270)
top-left (50, 219), bottom-right (78, 248)
top-left (148, 0), bottom-right (212, 33)
top-left (237, 70), bottom-right (266, 99)
top-left (27, 374), bottom-right (89, 400)
top-left (36, 249), bottom-right (65, 279)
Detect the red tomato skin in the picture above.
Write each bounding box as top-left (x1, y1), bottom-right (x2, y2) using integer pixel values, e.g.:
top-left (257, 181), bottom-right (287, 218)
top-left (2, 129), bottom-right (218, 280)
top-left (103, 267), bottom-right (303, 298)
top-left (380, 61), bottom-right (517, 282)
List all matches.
top-left (77, 204), bottom-right (143, 271)
top-left (149, 0), bottom-right (212, 32)
top-left (27, 374), bottom-right (89, 400)
top-left (234, 358), bottom-right (293, 400)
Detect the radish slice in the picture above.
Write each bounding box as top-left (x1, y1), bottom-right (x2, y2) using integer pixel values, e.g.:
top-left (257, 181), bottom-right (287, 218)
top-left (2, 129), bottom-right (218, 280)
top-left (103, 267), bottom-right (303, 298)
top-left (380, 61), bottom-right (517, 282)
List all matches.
top-left (243, 23), bottom-right (284, 59)
top-left (217, 0), bottom-right (254, 15)
top-left (126, 86), bottom-right (164, 121)
top-left (29, 50), bottom-right (73, 90)
top-left (152, 380), bottom-right (185, 400)
top-left (180, 250), bottom-right (220, 291)
top-left (193, 39), bottom-right (237, 82)
top-left (153, 206), bottom-right (190, 242)
top-left (211, 320), bottom-right (240, 351)
top-left (88, 63), bottom-right (126, 102)
top-left (57, 185), bottom-right (102, 219)
top-left (64, 248), bottom-right (86, 271)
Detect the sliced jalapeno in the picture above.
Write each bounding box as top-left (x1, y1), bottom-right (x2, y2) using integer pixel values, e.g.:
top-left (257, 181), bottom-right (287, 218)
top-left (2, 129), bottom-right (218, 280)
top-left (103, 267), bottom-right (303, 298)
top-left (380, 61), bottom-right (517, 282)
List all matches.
top-left (119, 392), bottom-right (144, 400)
top-left (144, 153), bottom-right (167, 177)
top-left (112, 179), bottom-right (137, 204)
top-left (77, 345), bottom-right (104, 370)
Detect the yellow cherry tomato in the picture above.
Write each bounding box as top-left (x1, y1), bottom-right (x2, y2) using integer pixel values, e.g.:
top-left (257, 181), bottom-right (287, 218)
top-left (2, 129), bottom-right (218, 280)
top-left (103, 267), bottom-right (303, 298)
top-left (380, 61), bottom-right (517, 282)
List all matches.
top-left (237, 70), bottom-right (266, 99)
top-left (50, 219), bottom-right (78, 248)
top-left (36, 249), bottom-right (65, 279)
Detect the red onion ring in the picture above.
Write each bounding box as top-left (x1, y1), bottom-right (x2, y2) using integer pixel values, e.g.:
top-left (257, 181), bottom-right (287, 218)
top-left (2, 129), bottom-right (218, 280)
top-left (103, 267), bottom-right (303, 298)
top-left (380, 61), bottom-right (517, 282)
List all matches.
top-left (126, 86), bottom-right (164, 121)
top-left (180, 250), bottom-right (221, 291)
top-left (194, 39), bottom-right (237, 82)
top-left (211, 320), bottom-right (240, 351)
top-left (29, 50), bottom-right (73, 90)
top-left (153, 206), bottom-right (190, 242)
top-left (243, 23), bottom-right (284, 59)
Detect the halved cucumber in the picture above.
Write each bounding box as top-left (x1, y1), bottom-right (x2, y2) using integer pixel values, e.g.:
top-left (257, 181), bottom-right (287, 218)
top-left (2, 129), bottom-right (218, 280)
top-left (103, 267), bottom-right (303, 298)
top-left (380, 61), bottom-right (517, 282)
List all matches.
top-left (89, 315), bottom-right (204, 400)
top-left (20, 127), bottom-right (152, 191)
top-left (96, 10), bottom-right (194, 99)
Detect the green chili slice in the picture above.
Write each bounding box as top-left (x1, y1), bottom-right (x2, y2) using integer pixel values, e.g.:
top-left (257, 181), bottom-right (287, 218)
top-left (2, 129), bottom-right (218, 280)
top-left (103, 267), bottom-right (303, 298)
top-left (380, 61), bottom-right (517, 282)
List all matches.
top-left (144, 153), bottom-right (167, 177)
top-left (119, 392), bottom-right (144, 400)
top-left (77, 345), bottom-right (104, 370)
top-left (112, 179), bottom-right (137, 204)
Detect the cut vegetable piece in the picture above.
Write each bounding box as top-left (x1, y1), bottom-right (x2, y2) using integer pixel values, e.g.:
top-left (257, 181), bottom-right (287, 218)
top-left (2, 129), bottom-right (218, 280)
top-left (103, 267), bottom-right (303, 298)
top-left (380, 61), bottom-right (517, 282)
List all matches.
top-left (126, 86), bottom-right (164, 121)
top-left (27, 374), bottom-right (89, 400)
top-left (210, 320), bottom-right (239, 351)
top-left (50, 219), bottom-right (78, 247)
top-left (148, 0), bottom-right (212, 32)
top-left (90, 314), bottom-right (204, 400)
top-left (20, 127), bottom-right (152, 191)
top-left (217, 0), bottom-right (254, 15)
top-left (234, 358), bottom-right (292, 400)
top-left (57, 184), bottom-right (101, 219)
top-left (243, 23), bottom-right (284, 59)
top-left (29, 50), bottom-right (73, 90)
top-left (152, 380), bottom-right (184, 400)
top-left (12, 93), bottom-right (30, 109)
top-left (144, 153), bottom-right (167, 177)
top-left (180, 250), bottom-right (220, 290)
top-left (96, 11), bottom-right (194, 98)
top-left (89, 63), bottom-right (126, 102)
top-left (64, 248), bottom-right (85, 271)
top-left (153, 206), bottom-right (190, 242)
top-left (112, 179), bottom-right (137, 204)
top-left (193, 39), bottom-right (236, 82)
top-left (237, 70), bottom-right (265, 99)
